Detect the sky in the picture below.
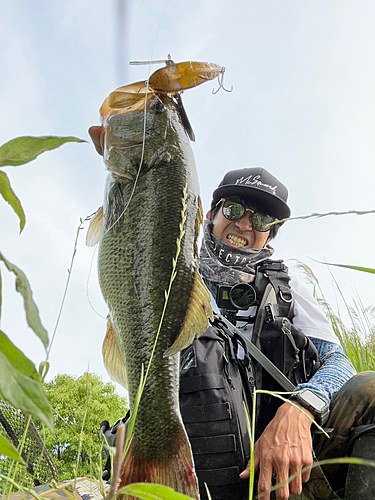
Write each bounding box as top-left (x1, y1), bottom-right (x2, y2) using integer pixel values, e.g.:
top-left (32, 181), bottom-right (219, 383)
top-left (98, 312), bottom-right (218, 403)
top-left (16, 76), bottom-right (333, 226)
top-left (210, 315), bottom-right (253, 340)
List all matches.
top-left (1, 0), bottom-right (375, 402)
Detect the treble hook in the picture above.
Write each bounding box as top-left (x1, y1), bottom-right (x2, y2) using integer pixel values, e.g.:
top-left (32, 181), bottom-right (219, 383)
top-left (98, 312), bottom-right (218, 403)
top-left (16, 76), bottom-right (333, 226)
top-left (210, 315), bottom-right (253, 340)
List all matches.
top-left (212, 67), bottom-right (233, 94)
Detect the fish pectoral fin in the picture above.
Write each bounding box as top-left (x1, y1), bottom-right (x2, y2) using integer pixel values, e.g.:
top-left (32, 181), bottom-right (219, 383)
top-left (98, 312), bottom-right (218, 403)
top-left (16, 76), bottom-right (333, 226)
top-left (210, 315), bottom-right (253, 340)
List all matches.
top-left (194, 196), bottom-right (203, 258)
top-left (86, 206), bottom-right (104, 247)
top-left (164, 266), bottom-right (213, 357)
top-left (102, 315), bottom-right (128, 389)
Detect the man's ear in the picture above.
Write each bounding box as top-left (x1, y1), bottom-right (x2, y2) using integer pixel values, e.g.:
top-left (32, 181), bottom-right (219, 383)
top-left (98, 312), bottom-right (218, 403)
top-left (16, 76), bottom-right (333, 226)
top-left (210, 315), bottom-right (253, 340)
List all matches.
top-left (206, 210), bottom-right (211, 219)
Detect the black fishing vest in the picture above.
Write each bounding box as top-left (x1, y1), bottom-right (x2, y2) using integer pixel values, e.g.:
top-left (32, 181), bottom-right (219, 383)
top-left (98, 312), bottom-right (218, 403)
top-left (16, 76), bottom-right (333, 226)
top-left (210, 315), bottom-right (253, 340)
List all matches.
top-left (179, 325), bottom-right (253, 500)
top-left (179, 259), bottom-right (320, 498)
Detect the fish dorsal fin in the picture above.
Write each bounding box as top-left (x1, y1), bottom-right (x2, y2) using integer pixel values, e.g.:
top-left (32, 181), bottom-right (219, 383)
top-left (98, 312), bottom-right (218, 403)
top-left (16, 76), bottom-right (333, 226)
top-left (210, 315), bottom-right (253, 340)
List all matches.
top-left (102, 315), bottom-right (128, 389)
top-left (86, 206), bottom-right (104, 247)
top-left (164, 266), bottom-right (213, 357)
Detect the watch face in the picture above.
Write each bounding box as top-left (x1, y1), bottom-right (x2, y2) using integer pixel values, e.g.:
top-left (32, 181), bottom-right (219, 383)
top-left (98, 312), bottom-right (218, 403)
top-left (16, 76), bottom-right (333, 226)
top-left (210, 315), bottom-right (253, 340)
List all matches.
top-left (301, 390), bottom-right (326, 411)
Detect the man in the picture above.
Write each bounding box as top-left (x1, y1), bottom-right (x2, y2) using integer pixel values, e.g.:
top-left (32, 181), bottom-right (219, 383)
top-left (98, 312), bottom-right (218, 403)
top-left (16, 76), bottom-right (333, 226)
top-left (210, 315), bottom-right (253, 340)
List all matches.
top-left (191, 166), bottom-right (375, 500)
top-left (89, 127), bottom-right (375, 499)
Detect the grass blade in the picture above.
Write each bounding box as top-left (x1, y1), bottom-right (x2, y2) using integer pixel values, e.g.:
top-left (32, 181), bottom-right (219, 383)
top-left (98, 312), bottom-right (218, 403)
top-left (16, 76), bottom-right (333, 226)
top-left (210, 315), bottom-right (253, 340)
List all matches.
top-left (267, 209), bottom-right (375, 228)
top-left (313, 260), bottom-right (375, 275)
top-left (117, 482), bottom-right (195, 499)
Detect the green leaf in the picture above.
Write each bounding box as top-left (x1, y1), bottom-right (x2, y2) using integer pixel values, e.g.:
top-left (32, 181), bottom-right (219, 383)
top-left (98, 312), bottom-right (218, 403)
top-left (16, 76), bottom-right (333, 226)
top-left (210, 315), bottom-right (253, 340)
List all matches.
top-left (0, 347), bottom-right (54, 431)
top-left (0, 435), bottom-right (25, 463)
top-left (118, 483), bottom-right (196, 500)
top-left (0, 330), bottom-right (40, 381)
top-left (0, 136), bottom-right (86, 167)
top-left (0, 252), bottom-right (49, 349)
top-left (0, 170), bottom-right (26, 232)
top-left (313, 259), bottom-right (375, 275)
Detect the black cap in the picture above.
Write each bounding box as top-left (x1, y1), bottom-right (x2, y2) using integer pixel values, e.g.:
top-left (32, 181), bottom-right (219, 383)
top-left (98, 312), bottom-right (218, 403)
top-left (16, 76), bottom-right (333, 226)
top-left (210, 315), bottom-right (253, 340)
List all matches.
top-left (211, 167), bottom-right (291, 220)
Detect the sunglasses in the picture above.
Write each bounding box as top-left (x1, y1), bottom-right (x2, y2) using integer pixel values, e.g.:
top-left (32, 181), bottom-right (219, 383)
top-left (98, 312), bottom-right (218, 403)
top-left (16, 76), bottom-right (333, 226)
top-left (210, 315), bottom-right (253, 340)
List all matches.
top-left (219, 198), bottom-right (277, 232)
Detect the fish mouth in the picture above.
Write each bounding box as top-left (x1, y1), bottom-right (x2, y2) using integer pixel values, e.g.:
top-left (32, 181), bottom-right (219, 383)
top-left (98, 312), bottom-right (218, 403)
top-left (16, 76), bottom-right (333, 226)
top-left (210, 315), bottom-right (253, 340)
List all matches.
top-left (226, 234), bottom-right (249, 248)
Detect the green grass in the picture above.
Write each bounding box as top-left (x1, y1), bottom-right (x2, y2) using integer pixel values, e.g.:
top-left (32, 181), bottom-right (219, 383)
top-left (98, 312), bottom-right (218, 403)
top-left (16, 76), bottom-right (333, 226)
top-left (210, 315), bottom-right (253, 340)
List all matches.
top-left (292, 260), bottom-right (375, 372)
top-left (1, 255), bottom-right (374, 499)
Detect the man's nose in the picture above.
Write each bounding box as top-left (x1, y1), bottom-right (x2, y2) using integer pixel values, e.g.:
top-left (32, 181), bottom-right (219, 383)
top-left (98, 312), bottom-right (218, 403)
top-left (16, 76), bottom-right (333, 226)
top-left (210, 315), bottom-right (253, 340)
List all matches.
top-left (234, 212), bottom-right (253, 231)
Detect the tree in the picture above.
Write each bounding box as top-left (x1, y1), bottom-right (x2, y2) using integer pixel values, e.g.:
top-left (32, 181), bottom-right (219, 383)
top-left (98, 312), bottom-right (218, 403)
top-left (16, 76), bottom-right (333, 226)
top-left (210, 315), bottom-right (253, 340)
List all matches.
top-left (42, 373), bottom-right (128, 480)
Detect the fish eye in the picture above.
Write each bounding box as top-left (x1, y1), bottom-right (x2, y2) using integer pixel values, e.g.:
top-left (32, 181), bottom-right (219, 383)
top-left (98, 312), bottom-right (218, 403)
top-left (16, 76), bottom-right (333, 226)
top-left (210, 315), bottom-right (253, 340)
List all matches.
top-left (153, 100), bottom-right (166, 113)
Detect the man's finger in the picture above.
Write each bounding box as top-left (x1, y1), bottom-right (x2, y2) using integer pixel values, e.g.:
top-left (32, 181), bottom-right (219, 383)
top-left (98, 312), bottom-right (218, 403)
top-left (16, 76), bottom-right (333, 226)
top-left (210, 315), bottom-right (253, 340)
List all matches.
top-left (273, 461), bottom-right (292, 500)
top-left (239, 460), bottom-right (250, 479)
top-left (287, 465), bottom-right (303, 497)
top-left (301, 467), bottom-right (312, 484)
top-left (257, 459), bottom-right (274, 500)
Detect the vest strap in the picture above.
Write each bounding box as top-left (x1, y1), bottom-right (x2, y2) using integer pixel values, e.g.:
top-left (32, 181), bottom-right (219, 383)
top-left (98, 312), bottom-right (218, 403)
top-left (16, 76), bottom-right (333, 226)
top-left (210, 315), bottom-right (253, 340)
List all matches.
top-left (180, 374), bottom-right (225, 394)
top-left (197, 466), bottom-right (241, 486)
top-left (182, 402), bottom-right (231, 423)
top-left (190, 434), bottom-right (236, 454)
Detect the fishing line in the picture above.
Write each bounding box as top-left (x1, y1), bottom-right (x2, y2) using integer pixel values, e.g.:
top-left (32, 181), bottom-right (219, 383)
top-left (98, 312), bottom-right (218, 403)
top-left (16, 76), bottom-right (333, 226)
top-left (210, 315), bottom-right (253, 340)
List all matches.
top-left (47, 215), bottom-right (91, 358)
top-left (85, 0), bottom-right (173, 314)
top-left (102, 96), bottom-right (148, 235)
top-left (86, 244), bottom-right (107, 320)
top-left (99, 0), bottom-right (173, 235)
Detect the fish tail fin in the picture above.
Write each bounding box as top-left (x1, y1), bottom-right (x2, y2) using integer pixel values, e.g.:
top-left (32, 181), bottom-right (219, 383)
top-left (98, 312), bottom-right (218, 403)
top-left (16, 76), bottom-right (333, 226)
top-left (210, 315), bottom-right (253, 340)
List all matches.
top-left (118, 427), bottom-right (199, 500)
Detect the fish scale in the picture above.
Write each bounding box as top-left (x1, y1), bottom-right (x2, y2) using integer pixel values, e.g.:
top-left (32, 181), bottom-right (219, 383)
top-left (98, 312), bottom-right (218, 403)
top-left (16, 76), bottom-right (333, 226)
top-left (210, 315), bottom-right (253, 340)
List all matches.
top-left (99, 166), bottom-right (195, 457)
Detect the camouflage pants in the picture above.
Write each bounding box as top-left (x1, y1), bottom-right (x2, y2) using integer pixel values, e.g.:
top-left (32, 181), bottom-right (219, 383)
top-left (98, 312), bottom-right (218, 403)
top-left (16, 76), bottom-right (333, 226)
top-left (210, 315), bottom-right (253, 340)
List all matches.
top-left (293, 371), bottom-right (375, 500)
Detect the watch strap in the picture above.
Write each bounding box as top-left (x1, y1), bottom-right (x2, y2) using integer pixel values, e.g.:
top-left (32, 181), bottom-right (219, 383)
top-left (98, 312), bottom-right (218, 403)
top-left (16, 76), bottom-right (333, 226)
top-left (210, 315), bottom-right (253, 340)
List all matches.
top-left (291, 389), bottom-right (330, 426)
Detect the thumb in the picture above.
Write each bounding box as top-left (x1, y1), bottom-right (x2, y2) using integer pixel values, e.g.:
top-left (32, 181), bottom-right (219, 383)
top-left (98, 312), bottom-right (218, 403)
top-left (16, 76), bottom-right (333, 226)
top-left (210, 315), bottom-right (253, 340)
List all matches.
top-left (240, 440), bottom-right (260, 479)
top-left (239, 460), bottom-right (250, 479)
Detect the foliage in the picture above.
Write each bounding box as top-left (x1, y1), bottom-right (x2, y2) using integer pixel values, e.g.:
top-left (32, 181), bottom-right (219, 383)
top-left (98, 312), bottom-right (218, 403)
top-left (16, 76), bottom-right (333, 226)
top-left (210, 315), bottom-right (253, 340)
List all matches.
top-left (0, 133), bottom-right (373, 497)
top-left (41, 373), bottom-right (128, 480)
top-left (0, 136), bottom-right (84, 460)
top-left (292, 260), bottom-right (375, 372)
top-left (118, 483), bottom-right (196, 500)
top-left (0, 136), bottom-right (85, 168)
top-left (268, 208), bottom-right (375, 229)
top-left (0, 435), bottom-right (25, 464)
top-left (0, 136), bottom-right (85, 232)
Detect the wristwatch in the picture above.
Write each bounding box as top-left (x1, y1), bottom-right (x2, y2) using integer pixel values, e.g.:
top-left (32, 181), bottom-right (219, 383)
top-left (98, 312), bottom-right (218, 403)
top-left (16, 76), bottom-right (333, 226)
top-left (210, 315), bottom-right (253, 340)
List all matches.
top-left (290, 388), bottom-right (330, 426)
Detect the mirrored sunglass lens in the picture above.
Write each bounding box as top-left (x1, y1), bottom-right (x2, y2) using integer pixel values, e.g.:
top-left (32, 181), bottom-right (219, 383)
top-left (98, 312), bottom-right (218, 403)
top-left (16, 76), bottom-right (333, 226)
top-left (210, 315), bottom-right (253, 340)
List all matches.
top-left (251, 212), bottom-right (275, 232)
top-left (222, 201), bottom-right (245, 220)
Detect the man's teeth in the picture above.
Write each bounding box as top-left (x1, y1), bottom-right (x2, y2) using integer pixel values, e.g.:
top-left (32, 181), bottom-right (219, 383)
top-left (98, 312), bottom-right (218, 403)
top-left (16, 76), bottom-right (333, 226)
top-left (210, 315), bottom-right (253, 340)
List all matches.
top-left (227, 235), bottom-right (247, 247)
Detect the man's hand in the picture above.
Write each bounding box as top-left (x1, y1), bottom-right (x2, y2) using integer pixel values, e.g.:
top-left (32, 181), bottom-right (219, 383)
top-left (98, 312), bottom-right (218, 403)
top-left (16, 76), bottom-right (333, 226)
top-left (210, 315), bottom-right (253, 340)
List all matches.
top-left (88, 125), bottom-right (105, 156)
top-left (240, 401), bottom-right (314, 500)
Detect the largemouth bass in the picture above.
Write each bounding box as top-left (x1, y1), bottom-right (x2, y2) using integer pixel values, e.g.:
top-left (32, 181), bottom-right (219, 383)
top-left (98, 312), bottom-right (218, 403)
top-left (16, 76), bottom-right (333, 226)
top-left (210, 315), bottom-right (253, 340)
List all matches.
top-left (88, 70), bottom-right (216, 498)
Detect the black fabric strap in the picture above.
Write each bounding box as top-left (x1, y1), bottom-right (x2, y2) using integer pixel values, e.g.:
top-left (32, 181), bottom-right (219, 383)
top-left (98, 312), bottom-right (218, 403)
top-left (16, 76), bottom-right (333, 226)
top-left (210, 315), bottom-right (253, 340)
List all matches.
top-left (197, 466), bottom-right (241, 486)
top-left (258, 260), bottom-right (294, 318)
top-left (214, 314), bottom-right (296, 392)
top-left (182, 402), bottom-right (231, 423)
top-left (258, 260), bottom-right (286, 272)
top-left (180, 374), bottom-right (225, 393)
top-left (190, 434), bottom-right (236, 454)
